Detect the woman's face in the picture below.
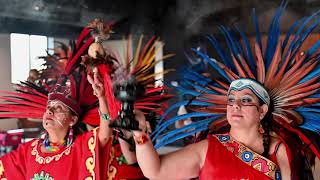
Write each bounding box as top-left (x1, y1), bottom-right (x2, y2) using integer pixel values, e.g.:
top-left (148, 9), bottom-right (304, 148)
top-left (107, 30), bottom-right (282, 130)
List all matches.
top-left (226, 89), bottom-right (268, 129)
top-left (42, 100), bottom-right (77, 131)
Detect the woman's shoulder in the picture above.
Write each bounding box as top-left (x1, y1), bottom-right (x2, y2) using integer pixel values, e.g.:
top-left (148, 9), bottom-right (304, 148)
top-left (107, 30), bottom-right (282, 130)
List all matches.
top-left (186, 138), bottom-right (208, 150)
top-left (269, 134), bottom-right (291, 178)
top-left (269, 133), bottom-right (284, 152)
top-left (184, 138), bottom-right (209, 168)
top-left (268, 133), bottom-right (290, 163)
top-left (182, 139), bottom-right (209, 160)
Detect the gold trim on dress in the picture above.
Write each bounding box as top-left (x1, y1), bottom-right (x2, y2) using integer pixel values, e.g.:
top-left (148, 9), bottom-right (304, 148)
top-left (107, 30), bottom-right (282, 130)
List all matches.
top-left (0, 160), bottom-right (5, 178)
top-left (107, 145), bottom-right (117, 180)
top-left (85, 128), bottom-right (97, 180)
top-left (214, 134), bottom-right (279, 180)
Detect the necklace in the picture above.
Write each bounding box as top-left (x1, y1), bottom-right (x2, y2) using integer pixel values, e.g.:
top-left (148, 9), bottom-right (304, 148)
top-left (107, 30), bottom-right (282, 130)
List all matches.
top-left (43, 138), bottom-right (66, 152)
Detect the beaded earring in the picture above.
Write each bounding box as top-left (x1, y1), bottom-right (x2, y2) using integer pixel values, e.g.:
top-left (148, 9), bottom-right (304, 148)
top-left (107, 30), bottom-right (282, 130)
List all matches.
top-left (66, 126), bottom-right (74, 146)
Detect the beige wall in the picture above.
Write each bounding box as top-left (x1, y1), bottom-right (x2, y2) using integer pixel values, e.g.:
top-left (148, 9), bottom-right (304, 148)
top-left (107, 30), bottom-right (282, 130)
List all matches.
top-left (0, 34), bottom-right (18, 131)
top-left (0, 34), bottom-right (12, 91)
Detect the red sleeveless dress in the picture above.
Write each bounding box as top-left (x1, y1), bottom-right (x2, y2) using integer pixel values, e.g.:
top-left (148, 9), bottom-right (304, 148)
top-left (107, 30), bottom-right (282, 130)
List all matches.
top-left (199, 134), bottom-right (281, 180)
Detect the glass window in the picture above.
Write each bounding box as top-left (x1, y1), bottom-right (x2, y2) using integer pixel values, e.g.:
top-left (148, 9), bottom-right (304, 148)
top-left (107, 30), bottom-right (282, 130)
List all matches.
top-left (10, 33), bottom-right (30, 84)
top-left (10, 33), bottom-right (52, 83)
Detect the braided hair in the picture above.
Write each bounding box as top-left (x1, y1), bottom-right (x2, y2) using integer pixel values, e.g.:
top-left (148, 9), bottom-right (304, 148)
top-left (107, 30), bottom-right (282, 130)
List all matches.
top-left (260, 101), bottom-right (273, 158)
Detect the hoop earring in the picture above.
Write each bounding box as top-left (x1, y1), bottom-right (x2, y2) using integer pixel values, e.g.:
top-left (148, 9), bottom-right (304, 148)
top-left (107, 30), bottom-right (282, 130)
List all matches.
top-left (259, 123), bottom-right (265, 134)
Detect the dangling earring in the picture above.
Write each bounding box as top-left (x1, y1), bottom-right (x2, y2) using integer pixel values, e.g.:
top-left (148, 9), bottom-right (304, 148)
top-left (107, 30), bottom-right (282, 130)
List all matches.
top-left (259, 123), bottom-right (265, 134)
top-left (42, 131), bottom-right (49, 145)
top-left (41, 130), bottom-right (48, 140)
top-left (66, 126), bottom-right (74, 146)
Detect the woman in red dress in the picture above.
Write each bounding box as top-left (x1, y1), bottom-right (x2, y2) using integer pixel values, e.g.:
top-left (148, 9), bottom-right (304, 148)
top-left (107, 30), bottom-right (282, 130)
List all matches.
top-left (133, 79), bottom-right (290, 179)
top-left (132, 3), bottom-right (320, 180)
top-left (0, 19), bottom-right (114, 180)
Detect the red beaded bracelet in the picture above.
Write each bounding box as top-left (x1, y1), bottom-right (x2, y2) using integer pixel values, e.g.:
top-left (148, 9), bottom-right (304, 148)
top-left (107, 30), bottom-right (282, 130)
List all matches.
top-left (134, 134), bottom-right (149, 145)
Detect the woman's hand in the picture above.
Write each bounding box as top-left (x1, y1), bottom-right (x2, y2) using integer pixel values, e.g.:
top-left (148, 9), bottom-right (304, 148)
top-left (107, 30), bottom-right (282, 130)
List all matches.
top-left (89, 66), bottom-right (112, 147)
top-left (135, 110), bottom-right (152, 134)
top-left (87, 67), bottom-right (105, 98)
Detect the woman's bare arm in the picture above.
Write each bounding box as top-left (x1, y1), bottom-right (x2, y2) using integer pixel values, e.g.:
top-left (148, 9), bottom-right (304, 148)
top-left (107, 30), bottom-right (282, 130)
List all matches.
top-left (119, 137), bottom-right (137, 164)
top-left (133, 111), bottom-right (208, 179)
top-left (277, 143), bottom-right (291, 180)
top-left (97, 96), bottom-right (112, 147)
top-left (87, 69), bottom-right (112, 147)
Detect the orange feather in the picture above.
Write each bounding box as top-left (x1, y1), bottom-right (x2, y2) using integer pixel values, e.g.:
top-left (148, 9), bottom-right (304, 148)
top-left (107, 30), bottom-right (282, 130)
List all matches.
top-left (255, 43), bottom-right (265, 83)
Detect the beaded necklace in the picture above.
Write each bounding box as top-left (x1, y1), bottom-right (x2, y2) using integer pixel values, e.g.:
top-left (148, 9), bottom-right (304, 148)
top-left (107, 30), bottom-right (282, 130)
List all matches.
top-left (42, 128), bottom-right (74, 152)
top-left (43, 138), bottom-right (66, 152)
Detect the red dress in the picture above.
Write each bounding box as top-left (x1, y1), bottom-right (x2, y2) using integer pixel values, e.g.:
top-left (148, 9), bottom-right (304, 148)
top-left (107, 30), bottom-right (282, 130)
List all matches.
top-left (106, 141), bottom-right (146, 180)
top-left (199, 134), bottom-right (281, 180)
top-left (0, 128), bottom-right (109, 180)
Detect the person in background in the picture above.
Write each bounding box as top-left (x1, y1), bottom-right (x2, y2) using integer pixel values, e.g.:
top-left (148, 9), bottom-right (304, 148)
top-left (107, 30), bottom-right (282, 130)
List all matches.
top-left (27, 69), bottom-right (40, 84)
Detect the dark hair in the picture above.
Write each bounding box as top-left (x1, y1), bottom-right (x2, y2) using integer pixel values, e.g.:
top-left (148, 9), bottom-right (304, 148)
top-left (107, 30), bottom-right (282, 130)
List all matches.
top-left (259, 100), bottom-right (273, 157)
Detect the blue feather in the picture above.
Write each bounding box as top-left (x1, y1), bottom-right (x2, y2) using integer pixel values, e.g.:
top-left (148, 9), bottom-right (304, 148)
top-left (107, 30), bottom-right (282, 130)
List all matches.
top-left (206, 35), bottom-right (235, 70)
top-left (299, 111), bottom-right (320, 133)
top-left (235, 25), bottom-right (256, 75)
top-left (296, 107), bottom-right (320, 113)
top-left (304, 103), bottom-right (320, 107)
top-left (221, 26), bottom-right (241, 56)
top-left (309, 94), bottom-right (320, 98)
top-left (179, 80), bottom-right (213, 95)
top-left (175, 86), bottom-right (201, 97)
top-left (252, 8), bottom-right (263, 53)
top-left (152, 112), bottom-right (216, 141)
top-left (281, 18), bottom-right (304, 53)
top-left (306, 40), bottom-right (320, 57)
top-left (183, 81), bottom-right (213, 94)
top-left (290, 19), bottom-right (320, 60)
top-left (192, 49), bottom-right (231, 82)
top-left (264, 4), bottom-right (284, 68)
top-left (154, 112), bottom-right (215, 134)
top-left (284, 10), bottom-right (320, 61)
top-left (155, 100), bottom-right (213, 127)
top-left (299, 66), bottom-right (320, 84)
top-left (219, 26), bottom-right (237, 56)
top-left (155, 126), bottom-right (209, 149)
top-left (154, 118), bottom-right (213, 145)
top-left (183, 71), bottom-right (212, 86)
top-left (153, 101), bottom-right (213, 135)
top-left (233, 35), bottom-right (245, 58)
top-left (211, 81), bottom-right (226, 89)
top-left (290, 10), bottom-right (320, 46)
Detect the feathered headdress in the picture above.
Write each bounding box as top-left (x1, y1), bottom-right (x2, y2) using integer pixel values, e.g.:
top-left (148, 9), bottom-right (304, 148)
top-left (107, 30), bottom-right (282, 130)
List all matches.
top-left (0, 19), bottom-right (174, 131)
top-left (111, 35), bottom-right (174, 115)
top-left (37, 41), bottom-right (70, 88)
top-left (152, 2), bottom-right (320, 167)
top-left (0, 19), bottom-right (114, 124)
top-left (81, 34), bottom-right (175, 126)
